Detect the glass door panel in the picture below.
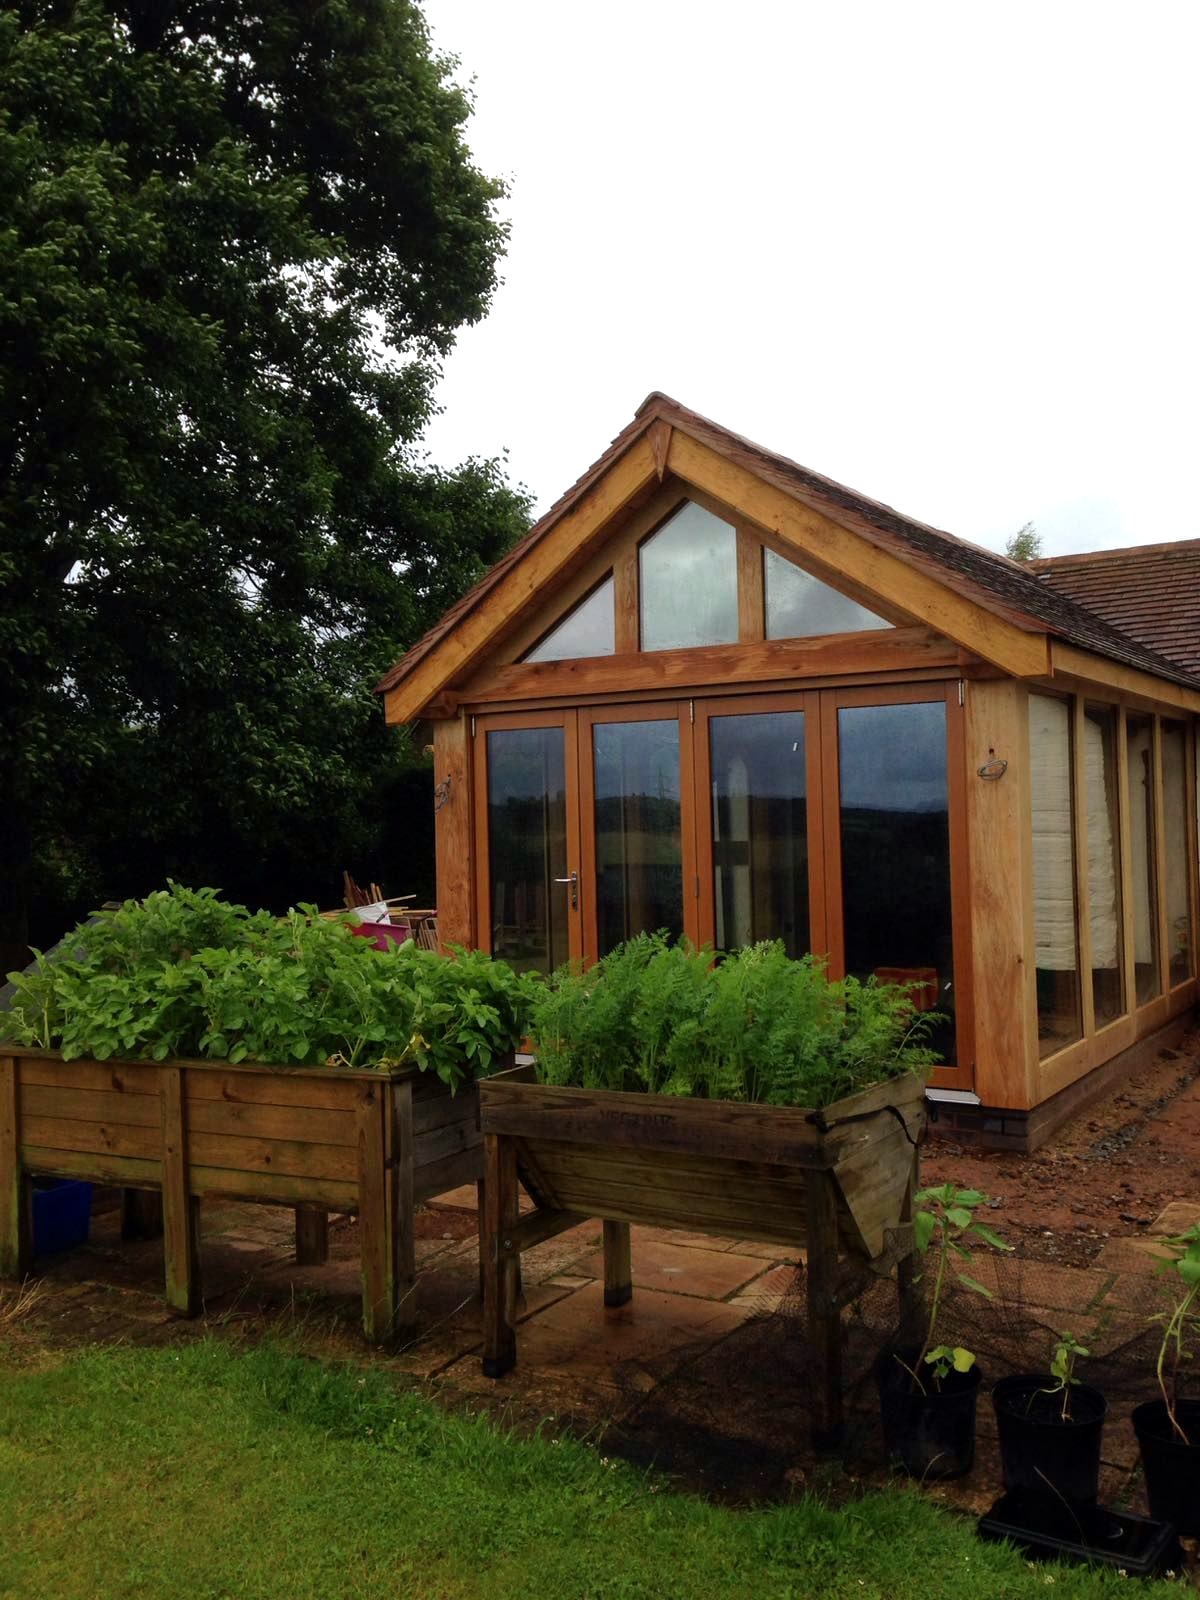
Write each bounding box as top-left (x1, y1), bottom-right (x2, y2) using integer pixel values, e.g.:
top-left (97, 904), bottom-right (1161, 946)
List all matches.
top-left (479, 720), bottom-right (578, 973)
top-left (833, 695), bottom-right (959, 1065)
top-left (707, 708), bottom-right (810, 957)
top-left (587, 712), bottom-right (686, 958)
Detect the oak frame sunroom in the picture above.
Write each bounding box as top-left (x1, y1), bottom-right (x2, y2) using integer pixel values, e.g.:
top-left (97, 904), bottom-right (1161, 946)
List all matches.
top-left (378, 394), bottom-right (1200, 1147)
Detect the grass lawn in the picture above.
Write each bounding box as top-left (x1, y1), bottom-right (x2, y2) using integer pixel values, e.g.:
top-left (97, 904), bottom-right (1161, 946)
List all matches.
top-left (0, 1336), bottom-right (1179, 1600)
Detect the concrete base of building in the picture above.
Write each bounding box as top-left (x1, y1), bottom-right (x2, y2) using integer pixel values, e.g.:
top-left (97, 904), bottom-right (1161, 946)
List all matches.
top-left (925, 1009), bottom-right (1197, 1152)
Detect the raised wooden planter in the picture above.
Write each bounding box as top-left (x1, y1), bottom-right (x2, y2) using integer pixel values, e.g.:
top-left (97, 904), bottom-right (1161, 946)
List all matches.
top-left (478, 1068), bottom-right (927, 1441)
top-left (0, 1046), bottom-right (485, 1343)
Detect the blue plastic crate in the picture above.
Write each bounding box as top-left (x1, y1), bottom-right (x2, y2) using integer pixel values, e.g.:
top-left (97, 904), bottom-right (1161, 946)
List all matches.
top-left (32, 1179), bottom-right (93, 1256)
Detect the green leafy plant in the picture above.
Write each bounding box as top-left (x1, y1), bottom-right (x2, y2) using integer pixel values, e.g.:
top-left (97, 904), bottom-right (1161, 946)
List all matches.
top-left (2, 886), bottom-right (537, 1091)
top-left (906, 1184), bottom-right (1010, 1392)
top-left (530, 935), bottom-right (941, 1108)
top-left (1152, 1220), bottom-right (1200, 1442)
top-left (1045, 1331), bottom-right (1089, 1421)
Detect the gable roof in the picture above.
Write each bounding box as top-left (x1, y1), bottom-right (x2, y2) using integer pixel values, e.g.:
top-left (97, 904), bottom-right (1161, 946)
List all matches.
top-left (1031, 540), bottom-right (1200, 677)
top-left (378, 393), bottom-right (1200, 705)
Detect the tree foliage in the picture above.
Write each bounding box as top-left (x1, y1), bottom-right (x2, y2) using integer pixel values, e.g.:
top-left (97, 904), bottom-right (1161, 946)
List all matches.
top-left (0, 0), bottom-right (530, 944)
top-left (1005, 521), bottom-right (1042, 562)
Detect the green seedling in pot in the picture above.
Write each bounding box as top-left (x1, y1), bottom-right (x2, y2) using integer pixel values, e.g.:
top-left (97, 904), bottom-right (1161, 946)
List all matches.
top-left (1044, 1331), bottom-right (1089, 1421)
top-left (903, 1183), bottom-right (1011, 1394)
top-left (1152, 1220), bottom-right (1200, 1443)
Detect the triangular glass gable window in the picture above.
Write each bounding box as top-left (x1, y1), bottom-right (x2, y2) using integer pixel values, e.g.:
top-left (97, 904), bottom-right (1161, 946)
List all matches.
top-left (640, 502), bottom-right (738, 651)
top-left (763, 547), bottom-right (892, 639)
top-left (523, 575), bottom-right (615, 663)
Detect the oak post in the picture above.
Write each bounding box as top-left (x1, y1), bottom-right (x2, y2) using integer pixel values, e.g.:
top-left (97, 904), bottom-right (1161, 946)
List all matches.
top-left (804, 1168), bottom-right (844, 1447)
top-left (294, 1206), bottom-right (329, 1266)
top-left (160, 1065), bottom-right (200, 1315)
top-left (388, 1078), bottom-right (417, 1342)
top-left (602, 1219), bottom-right (632, 1307)
top-left (121, 1189), bottom-right (164, 1241)
top-left (481, 1132), bottom-right (519, 1377)
top-left (0, 1055), bottom-right (32, 1281)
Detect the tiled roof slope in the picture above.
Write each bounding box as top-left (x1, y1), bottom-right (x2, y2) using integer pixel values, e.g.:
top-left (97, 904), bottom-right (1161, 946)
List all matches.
top-left (377, 394), bottom-right (1200, 696)
top-left (1031, 541), bottom-right (1200, 676)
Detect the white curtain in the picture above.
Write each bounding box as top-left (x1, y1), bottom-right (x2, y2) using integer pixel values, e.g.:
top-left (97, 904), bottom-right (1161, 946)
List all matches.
top-left (1029, 697), bottom-right (1079, 972)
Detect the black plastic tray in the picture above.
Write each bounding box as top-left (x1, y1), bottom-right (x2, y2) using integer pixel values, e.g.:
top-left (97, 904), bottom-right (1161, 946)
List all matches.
top-left (977, 1492), bottom-right (1183, 1577)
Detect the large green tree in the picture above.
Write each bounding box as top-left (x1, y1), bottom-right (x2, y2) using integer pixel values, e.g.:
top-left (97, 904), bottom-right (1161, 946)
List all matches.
top-left (0, 0), bottom-right (529, 947)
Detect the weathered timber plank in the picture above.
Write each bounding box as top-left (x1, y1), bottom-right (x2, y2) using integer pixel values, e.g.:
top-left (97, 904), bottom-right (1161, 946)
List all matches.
top-left (0, 1056), bottom-right (31, 1279)
top-left (412, 1115), bottom-right (481, 1169)
top-left (185, 1071), bottom-right (362, 1110)
top-left (522, 1176), bottom-right (809, 1244)
top-left (160, 1065), bottom-right (200, 1316)
top-left (18, 1057), bottom-right (159, 1096)
top-left (411, 1082), bottom-right (481, 1136)
top-left (188, 1166), bottom-right (356, 1209)
top-left (523, 1138), bottom-right (817, 1194)
top-left (20, 1114), bottom-right (160, 1162)
top-left (412, 1145), bottom-right (484, 1205)
top-left (6, 1045), bottom-right (408, 1084)
top-left (184, 1131), bottom-right (356, 1182)
top-left (186, 1098), bottom-right (356, 1146)
top-left (22, 1146), bottom-right (161, 1187)
top-left (20, 1083), bottom-right (161, 1128)
top-left (501, 1207), bottom-right (587, 1255)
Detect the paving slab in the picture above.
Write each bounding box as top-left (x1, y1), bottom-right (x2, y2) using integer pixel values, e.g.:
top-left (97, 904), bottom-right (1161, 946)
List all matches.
top-left (574, 1235), bottom-right (766, 1301)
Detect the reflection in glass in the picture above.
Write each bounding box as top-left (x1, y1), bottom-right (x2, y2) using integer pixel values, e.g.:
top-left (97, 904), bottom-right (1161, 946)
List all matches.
top-left (486, 728), bottom-right (569, 974)
top-left (1084, 704), bottom-right (1126, 1025)
top-left (639, 502), bottom-right (737, 651)
top-left (838, 701), bottom-right (955, 1061)
top-left (1127, 713), bottom-right (1161, 1004)
top-left (710, 711), bottom-right (808, 958)
top-left (1162, 721), bottom-right (1192, 986)
top-left (1029, 695), bottom-right (1083, 1056)
top-left (523, 576), bottom-right (615, 663)
top-left (764, 548), bottom-right (891, 638)
top-left (593, 719), bottom-right (682, 954)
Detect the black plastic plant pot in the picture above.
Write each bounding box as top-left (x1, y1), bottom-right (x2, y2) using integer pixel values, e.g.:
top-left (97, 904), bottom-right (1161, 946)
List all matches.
top-left (878, 1351), bottom-right (982, 1480)
top-left (992, 1375), bottom-right (1107, 1507)
top-left (1132, 1397), bottom-right (1200, 1537)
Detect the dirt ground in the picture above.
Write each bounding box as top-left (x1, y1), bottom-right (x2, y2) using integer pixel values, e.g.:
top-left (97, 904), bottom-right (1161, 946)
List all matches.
top-left (924, 1028), bottom-right (1200, 1266)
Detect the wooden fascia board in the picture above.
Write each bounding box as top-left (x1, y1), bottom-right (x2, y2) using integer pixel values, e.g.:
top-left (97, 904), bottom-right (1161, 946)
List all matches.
top-left (667, 430), bottom-right (1052, 680)
top-left (1047, 642), bottom-right (1200, 714)
top-left (383, 435), bottom-right (660, 725)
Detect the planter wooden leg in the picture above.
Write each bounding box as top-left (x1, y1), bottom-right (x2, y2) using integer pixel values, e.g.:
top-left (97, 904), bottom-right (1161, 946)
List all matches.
top-left (160, 1066), bottom-right (200, 1316)
top-left (476, 1179), bottom-right (487, 1300)
top-left (0, 1057), bottom-right (32, 1281)
top-left (895, 1159), bottom-right (922, 1338)
top-left (294, 1206), bottom-right (329, 1266)
top-left (482, 1133), bottom-right (519, 1378)
top-left (602, 1220), bottom-right (632, 1307)
top-left (121, 1188), bottom-right (164, 1241)
top-left (358, 1080), bottom-right (415, 1346)
top-left (805, 1170), bottom-right (843, 1449)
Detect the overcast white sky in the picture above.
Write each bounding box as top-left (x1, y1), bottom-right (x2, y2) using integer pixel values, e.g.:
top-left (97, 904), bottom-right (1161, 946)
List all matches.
top-left (418, 1), bottom-right (1199, 558)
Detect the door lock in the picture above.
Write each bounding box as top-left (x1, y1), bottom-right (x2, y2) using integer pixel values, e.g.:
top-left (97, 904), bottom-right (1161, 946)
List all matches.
top-left (553, 871), bottom-right (579, 909)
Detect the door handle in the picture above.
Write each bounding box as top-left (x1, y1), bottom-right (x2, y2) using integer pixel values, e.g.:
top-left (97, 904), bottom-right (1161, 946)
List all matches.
top-left (553, 871), bottom-right (578, 909)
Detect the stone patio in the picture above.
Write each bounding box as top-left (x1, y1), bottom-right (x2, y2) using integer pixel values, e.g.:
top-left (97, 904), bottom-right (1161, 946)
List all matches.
top-left (16, 1174), bottom-right (1200, 1516)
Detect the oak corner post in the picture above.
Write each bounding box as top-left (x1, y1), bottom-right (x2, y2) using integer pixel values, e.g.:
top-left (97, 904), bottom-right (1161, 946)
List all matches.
top-left (159, 1064), bottom-right (201, 1316)
top-left (357, 1076), bottom-right (416, 1347)
top-left (481, 1131), bottom-right (519, 1378)
top-left (0, 1054), bottom-right (32, 1281)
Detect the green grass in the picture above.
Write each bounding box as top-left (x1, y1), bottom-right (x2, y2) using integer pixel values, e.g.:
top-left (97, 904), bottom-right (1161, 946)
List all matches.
top-left (0, 1340), bottom-right (1178, 1599)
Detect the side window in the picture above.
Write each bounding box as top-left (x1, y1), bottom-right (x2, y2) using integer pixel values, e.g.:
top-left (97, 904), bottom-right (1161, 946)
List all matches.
top-left (523, 576), bottom-right (615, 663)
top-left (639, 503), bottom-right (738, 651)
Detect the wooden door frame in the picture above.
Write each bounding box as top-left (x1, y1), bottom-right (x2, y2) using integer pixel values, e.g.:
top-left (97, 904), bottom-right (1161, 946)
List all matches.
top-left (577, 700), bottom-right (699, 963)
top-left (471, 709), bottom-right (583, 965)
top-left (818, 680), bottom-right (973, 1090)
top-left (691, 690), bottom-right (827, 958)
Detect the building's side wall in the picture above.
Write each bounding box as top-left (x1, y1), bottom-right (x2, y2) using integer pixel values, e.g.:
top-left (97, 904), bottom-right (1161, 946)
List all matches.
top-left (432, 715), bottom-right (475, 952)
top-left (964, 678), bottom-right (1039, 1109)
